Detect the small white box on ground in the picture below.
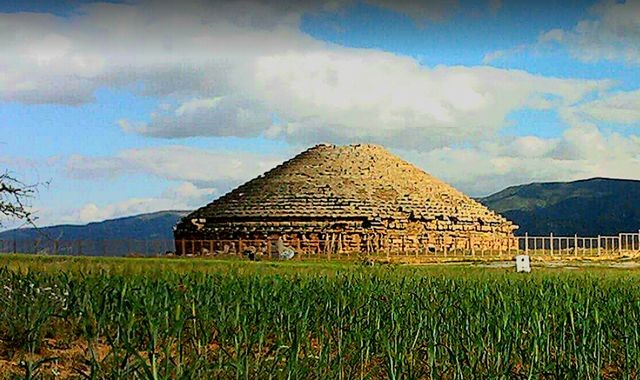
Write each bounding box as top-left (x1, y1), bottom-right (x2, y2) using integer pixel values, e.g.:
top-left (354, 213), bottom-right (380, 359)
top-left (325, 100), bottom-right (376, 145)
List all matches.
top-left (515, 255), bottom-right (531, 273)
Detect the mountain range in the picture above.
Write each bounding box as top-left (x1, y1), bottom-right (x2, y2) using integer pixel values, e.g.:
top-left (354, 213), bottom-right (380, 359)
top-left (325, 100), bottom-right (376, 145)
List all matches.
top-left (479, 177), bottom-right (640, 236)
top-left (1, 178), bottom-right (639, 254)
top-left (0, 210), bottom-right (187, 248)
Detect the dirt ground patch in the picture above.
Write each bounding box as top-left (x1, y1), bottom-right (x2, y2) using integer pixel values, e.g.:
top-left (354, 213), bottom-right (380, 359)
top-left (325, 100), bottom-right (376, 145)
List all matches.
top-left (0, 339), bottom-right (111, 379)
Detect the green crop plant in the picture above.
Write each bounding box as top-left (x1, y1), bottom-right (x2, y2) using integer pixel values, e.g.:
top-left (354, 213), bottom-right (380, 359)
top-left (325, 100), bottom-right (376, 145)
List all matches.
top-left (1, 257), bottom-right (640, 378)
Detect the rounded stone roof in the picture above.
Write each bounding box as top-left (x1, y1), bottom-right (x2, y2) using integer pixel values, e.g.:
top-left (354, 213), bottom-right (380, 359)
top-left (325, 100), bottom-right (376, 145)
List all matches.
top-left (188, 143), bottom-right (515, 228)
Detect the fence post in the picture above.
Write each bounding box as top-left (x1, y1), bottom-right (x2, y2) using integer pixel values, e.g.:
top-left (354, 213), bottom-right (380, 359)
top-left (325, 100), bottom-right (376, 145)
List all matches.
top-left (597, 235), bottom-right (601, 256)
top-left (619, 233), bottom-right (623, 254)
top-left (13, 239), bottom-right (16, 254)
top-left (550, 233), bottom-right (553, 255)
top-left (574, 234), bottom-right (578, 256)
top-left (525, 233), bottom-right (528, 254)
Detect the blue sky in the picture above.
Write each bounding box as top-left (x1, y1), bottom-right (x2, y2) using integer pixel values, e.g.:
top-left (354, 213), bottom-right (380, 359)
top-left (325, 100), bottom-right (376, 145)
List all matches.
top-left (2, 0), bottom-right (640, 228)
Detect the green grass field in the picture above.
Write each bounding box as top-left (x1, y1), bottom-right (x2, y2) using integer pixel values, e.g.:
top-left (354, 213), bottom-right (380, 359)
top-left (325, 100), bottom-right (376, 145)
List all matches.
top-left (2, 254), bottom-right (640, 378)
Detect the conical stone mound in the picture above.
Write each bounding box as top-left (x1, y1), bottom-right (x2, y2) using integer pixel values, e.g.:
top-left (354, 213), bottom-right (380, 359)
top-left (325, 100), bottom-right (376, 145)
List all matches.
top-left (175, 143), bottom-right (517, 255)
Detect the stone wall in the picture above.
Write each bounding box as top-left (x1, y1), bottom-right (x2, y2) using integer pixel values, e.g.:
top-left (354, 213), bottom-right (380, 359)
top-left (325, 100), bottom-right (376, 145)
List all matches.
top-left (174, 216), bottom-right (516, 256)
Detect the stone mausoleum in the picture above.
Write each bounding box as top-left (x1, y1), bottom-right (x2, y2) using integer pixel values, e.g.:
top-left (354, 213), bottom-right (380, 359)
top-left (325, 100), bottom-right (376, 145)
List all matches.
top-left (174, 144), bottom-right (517, 256)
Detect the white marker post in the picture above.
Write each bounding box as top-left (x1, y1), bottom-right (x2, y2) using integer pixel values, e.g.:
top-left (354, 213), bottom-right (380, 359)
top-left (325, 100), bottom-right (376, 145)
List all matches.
top-left (515, 254), bottom-right (531, 273)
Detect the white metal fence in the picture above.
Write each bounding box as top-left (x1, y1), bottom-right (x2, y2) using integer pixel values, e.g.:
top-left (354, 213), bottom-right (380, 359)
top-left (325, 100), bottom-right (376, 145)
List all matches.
top-left (518, 232), bottom-right (640, 256)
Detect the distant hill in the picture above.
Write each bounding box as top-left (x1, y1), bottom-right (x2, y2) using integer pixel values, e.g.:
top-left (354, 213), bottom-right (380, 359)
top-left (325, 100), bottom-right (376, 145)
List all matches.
top-left (0, 210), bottom-right (189, 240)
top-left (479, 178), bottom-right (640, 236)
top-left (0, 210), bottom-right (189, 255)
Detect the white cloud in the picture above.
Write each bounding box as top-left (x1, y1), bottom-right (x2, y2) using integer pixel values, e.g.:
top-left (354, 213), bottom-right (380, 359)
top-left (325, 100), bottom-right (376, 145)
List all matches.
top-left (64, 156), bottom-right (129, 179)
top-left (481, 44), bottom-right (526, 64)
top-left (0, 1), bottom-right (312, 104)
top-left (127, 59), bottom-right (607, 149)
top-left (573, 89), bottom-right (640, 124)
top-left (0, 0), bottom-right (610, 150)
top-left (506, 136), bottom-right (560, 158)
top-left (61, 181), bottom-right (217, 224)
top-left (404, 145), bottom-right (578, 196)
top-left (121, 96), bottom-right (274, 138)
top-left (10, 145), bottom-right (286, 226)
top-left (486, 1), bottom-right (640, 65)
top-left (406, 110), bottom-right (640, 196)
top-left (537, 0), bottom-right (640, 64)
top-left (260, 60), bottom-right (607, 148)
top-left (66, 145), bottom-right (286, 188)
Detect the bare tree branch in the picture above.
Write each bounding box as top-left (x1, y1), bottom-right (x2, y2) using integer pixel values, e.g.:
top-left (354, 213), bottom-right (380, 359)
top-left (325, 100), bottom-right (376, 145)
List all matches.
top-left (0, 171), bottom-right (40, 228)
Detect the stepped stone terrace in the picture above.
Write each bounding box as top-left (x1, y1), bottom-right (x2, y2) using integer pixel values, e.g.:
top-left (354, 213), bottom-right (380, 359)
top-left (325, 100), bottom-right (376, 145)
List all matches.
top-left (174, 143), bottom-right (517, 256)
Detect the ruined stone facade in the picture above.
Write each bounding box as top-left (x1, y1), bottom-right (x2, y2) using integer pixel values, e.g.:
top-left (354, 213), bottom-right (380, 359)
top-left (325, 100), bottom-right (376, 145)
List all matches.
top-left (174, 144), bottom-right (518, 255)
